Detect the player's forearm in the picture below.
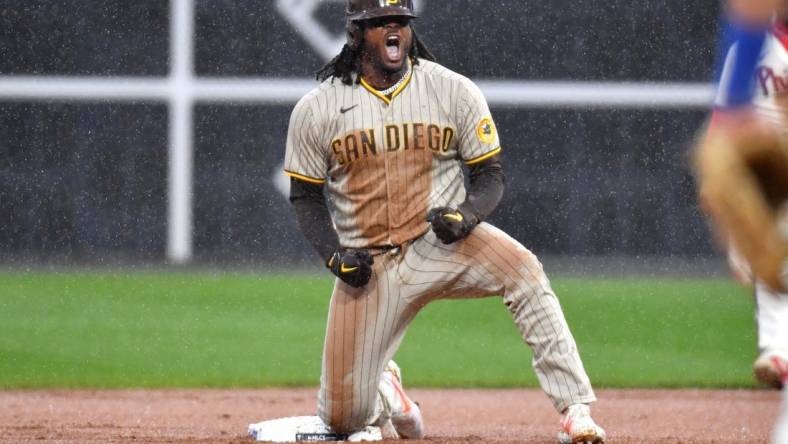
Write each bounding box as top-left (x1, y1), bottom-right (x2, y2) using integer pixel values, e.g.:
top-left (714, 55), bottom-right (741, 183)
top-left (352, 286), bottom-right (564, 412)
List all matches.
top-left (460, 156), bottom-right (505, 222)
top-left (289, 178), bottom-right (340, 262)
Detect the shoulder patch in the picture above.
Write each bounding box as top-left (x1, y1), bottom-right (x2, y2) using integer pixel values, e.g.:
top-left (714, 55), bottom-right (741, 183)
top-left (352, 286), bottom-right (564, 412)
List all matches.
top-left (476, 118), bottom-right (496, 144)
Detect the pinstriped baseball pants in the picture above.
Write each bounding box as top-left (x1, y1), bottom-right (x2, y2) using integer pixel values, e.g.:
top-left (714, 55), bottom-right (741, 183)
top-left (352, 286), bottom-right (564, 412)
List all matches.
top-left (318, 222), bottom-right (597, 434)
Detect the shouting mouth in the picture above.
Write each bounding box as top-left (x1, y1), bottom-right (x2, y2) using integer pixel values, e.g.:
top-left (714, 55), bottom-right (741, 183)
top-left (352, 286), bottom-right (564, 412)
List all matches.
top-left (385, 34), bottom-right (402, 63)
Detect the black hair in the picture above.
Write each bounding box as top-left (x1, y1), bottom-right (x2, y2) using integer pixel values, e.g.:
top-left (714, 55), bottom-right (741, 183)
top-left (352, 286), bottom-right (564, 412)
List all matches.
top-left (315, 26), bottom-right (436, 85)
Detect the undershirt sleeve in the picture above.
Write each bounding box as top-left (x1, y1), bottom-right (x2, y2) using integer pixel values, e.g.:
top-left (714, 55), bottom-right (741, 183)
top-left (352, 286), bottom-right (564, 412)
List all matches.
top-left (289, 178), bottom-right (340, 263)
top-left (459, 155), bottom-right (505, 223)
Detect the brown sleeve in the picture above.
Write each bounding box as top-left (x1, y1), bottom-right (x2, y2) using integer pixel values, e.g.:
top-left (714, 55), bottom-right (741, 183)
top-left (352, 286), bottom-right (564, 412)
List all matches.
top-left (458, 154), bottom-right (505, 223)
top-left (289, 177), bottom-right (340, 263)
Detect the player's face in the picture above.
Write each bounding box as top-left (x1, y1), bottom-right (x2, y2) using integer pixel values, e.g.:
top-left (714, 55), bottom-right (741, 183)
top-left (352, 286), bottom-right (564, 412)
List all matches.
top-left (361, 16), bottom-right (413, 75)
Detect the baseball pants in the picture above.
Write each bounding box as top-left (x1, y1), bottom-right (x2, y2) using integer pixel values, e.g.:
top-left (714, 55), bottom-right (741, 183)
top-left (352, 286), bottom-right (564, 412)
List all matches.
top-left (755, 281), bottom-right (788, 352)
top-left (317, 222), bottom-right (597, 433)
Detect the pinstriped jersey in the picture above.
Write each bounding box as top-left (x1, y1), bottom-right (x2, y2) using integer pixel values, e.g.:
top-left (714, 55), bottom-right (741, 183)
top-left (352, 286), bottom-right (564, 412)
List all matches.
top-left (284, 58), bottom-right (501, 248)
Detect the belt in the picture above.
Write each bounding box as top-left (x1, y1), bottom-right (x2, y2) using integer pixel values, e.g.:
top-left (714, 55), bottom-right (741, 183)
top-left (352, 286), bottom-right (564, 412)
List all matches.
top-left (366, 244), bottom-right (403, 257)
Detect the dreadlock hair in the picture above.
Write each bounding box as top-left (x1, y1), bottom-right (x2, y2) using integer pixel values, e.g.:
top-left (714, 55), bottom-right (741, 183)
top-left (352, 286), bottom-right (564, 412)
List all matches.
top-left (315, 26), bottom-right (437, 86)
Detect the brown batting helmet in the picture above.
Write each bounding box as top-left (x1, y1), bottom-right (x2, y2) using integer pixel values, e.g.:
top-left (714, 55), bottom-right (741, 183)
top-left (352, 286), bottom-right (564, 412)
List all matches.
top-left (346, 0), bottom-right (418, 22)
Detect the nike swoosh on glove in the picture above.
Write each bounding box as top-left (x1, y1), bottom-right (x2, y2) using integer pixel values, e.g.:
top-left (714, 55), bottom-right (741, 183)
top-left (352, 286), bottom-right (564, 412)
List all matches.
top-left (327, 249), bottom-right (374, 288)
top-left (427, 206), bottom-right (479, 244)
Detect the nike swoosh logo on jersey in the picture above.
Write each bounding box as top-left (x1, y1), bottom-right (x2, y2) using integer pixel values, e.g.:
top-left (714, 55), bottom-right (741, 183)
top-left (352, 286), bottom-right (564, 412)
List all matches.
top-left (443, 212), bottom-right (463, 222)
top-left (340, 104), bottom-right (358, 114)
top-left (340, 264), bottom-right (359, 273)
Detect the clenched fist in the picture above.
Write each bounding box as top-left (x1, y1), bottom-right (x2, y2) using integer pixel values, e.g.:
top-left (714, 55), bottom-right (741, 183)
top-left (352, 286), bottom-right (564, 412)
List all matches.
top-left (427, 206), bottom-right (479, 244)
top-left (327, 249), bottom-right (374, 288)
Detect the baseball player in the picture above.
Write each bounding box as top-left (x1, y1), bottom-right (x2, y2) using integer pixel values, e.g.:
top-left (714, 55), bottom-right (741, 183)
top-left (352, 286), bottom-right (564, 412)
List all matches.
top-left (696, 1), bottom-right (788, 442)
top-left (284, 1), bottom-right (606, 442)
top-left (705, 0), bottom-right (788, 391)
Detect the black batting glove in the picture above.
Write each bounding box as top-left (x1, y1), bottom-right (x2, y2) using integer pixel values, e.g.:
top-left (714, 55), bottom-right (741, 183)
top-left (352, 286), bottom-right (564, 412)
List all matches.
top-left (427, 206), bottom-right (479, 244)
top-left (327, 249), bottom-right (374, 288)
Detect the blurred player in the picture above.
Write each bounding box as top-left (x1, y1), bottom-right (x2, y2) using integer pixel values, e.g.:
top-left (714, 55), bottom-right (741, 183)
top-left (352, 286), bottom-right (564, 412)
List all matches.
top-left (707, 0), bottom-right (788, 390)
top-left (696, 0), bottom-right (788, 442)
top-left (284, 0), bottom-right (606, 442)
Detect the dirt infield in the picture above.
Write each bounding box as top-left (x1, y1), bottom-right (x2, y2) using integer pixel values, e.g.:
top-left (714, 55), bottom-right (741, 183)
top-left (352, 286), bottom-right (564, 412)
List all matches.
top-left (0, 388), bottom-right (781, 443)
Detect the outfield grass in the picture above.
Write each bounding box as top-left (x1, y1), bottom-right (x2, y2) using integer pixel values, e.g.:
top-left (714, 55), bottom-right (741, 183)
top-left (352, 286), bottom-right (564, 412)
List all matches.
top-left (0, 271), bottom-right (757, 389)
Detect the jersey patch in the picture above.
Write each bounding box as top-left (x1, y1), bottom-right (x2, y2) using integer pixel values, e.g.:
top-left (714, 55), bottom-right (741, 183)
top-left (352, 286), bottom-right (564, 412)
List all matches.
top-left (476, 118), bottom-right (496, 144)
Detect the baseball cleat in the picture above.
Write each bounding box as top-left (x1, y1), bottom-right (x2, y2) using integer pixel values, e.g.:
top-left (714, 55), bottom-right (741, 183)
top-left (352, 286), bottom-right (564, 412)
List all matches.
top-left (753, 350), bottom-right (788, 389)
top-left (557, 404), bottom-right (606, 444)
top-left (382, 360), bottom-right (424, 439)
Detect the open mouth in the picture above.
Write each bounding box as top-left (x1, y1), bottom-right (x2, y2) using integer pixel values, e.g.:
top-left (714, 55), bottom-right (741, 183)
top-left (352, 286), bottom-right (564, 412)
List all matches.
top-left (385, 35), bottom-right (402, 61)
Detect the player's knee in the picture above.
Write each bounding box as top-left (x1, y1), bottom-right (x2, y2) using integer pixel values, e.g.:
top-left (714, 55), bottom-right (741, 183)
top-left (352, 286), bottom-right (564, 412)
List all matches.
top-left (318, 404), bottom-right (349, 434)
top-left (321, 416), bottom-right (349, 435)
top-left (318, 391), bottom-right (376, 434)
top-left (319, 410), bottom-right (369, 435)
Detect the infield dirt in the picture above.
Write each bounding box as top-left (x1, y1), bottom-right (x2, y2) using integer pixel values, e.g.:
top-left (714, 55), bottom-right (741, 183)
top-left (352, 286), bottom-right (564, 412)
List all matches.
top-left (0, 388), bottom-right (780, 443)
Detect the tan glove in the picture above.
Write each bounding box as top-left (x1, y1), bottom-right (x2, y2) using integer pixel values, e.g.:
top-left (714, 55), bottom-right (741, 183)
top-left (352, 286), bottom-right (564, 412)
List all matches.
top-left (694, 115), bottom-right (788, 291)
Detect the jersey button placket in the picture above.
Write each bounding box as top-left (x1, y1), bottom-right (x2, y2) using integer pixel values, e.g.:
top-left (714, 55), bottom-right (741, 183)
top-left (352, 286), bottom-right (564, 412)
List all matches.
top-left (381, 101), bottom-right (395, 246)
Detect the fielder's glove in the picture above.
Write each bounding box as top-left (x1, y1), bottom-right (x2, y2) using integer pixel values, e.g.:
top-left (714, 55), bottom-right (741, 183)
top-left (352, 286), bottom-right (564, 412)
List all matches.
top-left (427, 206), bottom-right (479, 244)
top-left (327, 249), bottom-right (374, 288)
top-left (694, 117), bottom-right (788, 291)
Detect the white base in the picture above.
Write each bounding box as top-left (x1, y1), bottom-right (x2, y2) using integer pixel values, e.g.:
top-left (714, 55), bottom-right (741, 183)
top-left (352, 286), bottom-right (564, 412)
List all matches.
top-left (775, 390), bottom-right (788, 444)
top-left (248, 415), bottom-right (382, 442)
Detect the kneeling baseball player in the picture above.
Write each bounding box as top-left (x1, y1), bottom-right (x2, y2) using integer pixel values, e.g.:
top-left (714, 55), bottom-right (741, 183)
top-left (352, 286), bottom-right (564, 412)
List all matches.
top-left (283, 1), bottom-right (606, 442)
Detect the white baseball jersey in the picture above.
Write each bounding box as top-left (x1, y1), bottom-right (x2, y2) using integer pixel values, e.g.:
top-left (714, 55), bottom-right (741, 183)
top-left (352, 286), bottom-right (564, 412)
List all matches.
top-left (284, 59), bottom-right (501, 248)
top-left (750, 23), bottom-right (788, 130)
top-left (716, 22), bottom-right (788, 130)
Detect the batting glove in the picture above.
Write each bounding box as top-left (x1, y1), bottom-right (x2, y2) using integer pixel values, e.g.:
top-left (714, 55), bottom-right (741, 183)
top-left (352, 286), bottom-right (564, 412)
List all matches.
top-left (327, 249), bottom-right (374, 288)
top-left (427, 206), bottom-right (479, 244)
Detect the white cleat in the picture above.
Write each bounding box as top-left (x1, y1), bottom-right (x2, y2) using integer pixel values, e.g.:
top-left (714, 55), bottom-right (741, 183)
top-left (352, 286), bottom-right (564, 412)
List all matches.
top-left (753, 349), bottom-right (788, 390)
top-left (382, 360), bottom-right (424, 439)
top-left (557, 404), bottom-right (606, 444)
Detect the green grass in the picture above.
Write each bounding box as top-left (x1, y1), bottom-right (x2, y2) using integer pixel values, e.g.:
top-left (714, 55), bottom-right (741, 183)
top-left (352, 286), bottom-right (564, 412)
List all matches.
top-left (0, 272), bottom-right (757, 389)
